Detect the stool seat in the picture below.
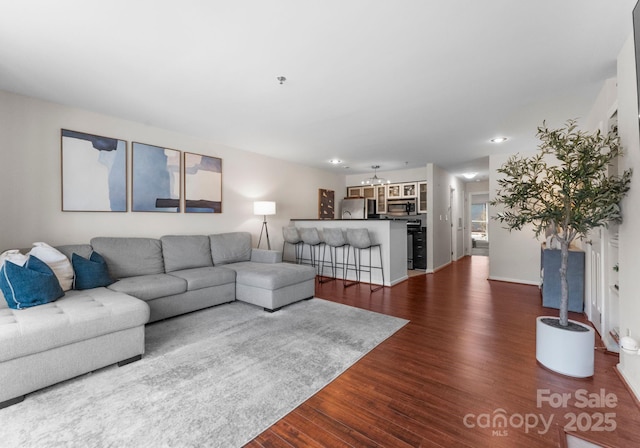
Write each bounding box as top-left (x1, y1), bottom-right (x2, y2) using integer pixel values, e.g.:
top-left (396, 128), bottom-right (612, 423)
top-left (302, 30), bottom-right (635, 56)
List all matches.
top-left (299, 227), bottom-right (324, 276)
top-left (319, 227), bottom-right (349, 283)
top-left (345, 228), bottom-right (384, 292)
top-left (282, 226), bottom-right (303, 263)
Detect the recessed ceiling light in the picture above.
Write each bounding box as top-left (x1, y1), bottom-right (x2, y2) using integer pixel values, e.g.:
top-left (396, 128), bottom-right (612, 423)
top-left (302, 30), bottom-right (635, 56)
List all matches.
top-left (329, 159), bottom-right (342, 164)
top-left (491, 137), bottom-right (508, 143)
top-left (463, 172), bottom-right (477, 179)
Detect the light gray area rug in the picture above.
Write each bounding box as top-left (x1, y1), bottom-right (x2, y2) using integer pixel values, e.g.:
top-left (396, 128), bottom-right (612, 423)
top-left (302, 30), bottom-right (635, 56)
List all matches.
top-left (0, 298), bottom-right (408, 448)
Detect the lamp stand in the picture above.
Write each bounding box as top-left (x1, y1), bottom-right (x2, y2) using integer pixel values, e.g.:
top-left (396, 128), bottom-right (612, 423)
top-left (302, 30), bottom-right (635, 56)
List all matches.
top-left (257, 215), bottom-right (271, 250)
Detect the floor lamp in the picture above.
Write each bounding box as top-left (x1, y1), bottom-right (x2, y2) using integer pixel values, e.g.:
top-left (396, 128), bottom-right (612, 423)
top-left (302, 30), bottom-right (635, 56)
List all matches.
top-left (254, 201), bottom-right (276, 250)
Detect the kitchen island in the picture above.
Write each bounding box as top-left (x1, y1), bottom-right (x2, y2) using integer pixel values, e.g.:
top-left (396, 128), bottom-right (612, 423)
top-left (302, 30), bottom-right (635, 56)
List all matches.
top-left (289, 219), bottom-right (408, 286)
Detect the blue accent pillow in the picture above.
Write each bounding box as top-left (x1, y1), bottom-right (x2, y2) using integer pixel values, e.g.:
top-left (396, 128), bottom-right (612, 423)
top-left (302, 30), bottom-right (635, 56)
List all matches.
top-left (0, 255), bottom-right (65, 309)
top-left (72, 251), bottom-right (114, 290)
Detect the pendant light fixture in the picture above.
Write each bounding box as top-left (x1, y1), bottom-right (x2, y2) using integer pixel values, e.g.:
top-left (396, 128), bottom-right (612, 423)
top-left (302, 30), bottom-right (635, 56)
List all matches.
top-left (361, 165), bottom-right (390, 185)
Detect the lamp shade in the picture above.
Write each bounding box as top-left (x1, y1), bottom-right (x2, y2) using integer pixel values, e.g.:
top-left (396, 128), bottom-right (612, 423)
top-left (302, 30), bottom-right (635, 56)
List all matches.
top-left (253, 201), bottom-right (276, 216)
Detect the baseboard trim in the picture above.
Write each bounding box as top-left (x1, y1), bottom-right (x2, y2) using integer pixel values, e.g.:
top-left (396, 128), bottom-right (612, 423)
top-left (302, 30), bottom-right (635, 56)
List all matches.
top-left (615, 363), bottom-right (640, 412)
top-left (487, 276), bottom-right (540, 286)
top-left (390, 276), bottom-right (409, 286)
top-left (433, 261), bottom-right (451, 273)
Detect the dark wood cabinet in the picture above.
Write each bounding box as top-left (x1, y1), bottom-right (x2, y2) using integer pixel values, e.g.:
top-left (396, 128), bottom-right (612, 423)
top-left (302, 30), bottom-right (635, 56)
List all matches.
top-left (540, 244), bottom-right (585, 312)
top-left (411, 227), bottom-right (427, 270)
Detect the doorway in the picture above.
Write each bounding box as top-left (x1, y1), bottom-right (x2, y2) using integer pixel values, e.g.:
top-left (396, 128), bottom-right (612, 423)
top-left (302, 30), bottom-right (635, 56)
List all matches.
top-left (469, 193), bottom-right (489, 256)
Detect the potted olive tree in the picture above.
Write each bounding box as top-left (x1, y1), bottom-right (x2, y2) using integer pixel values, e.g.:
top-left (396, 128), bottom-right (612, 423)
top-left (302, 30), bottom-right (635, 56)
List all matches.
top-left (492, 119), bottom-right (631, 377)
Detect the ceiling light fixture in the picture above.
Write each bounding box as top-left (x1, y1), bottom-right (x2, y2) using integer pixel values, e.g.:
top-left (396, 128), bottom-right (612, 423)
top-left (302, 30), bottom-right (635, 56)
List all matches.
top-left (361, 165), bottom-right (390, 185)
top-left (329, 159), bottom-right (342, 164)
top-left (491, 137), bottom-right (508, 143)
top-left (463, 172), bottom-right (477, 179)
top-left (277, 76), bottom-right (286, 85)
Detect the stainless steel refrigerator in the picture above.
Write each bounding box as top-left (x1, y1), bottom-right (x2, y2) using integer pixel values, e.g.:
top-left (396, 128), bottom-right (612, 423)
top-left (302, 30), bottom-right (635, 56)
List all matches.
top-left (340, 198), bottom-right (366, 219)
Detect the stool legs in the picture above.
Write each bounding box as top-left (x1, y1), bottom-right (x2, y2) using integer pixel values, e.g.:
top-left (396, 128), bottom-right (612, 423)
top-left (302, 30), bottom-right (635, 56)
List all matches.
top-left (319, 244), bottom-right (348, 284)
top-left (344, 245), bottom-right (384, 292)
top-left (301, 242), bottom-right (323, 275)
top-left (282, 241), bottom-right (303, 263)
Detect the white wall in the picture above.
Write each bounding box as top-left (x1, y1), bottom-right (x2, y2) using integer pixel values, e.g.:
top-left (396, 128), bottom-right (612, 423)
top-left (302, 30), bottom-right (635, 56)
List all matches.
top-left (0, 90), bottom-right (345, 251)
top-left (488, 152), bottom-right (542, 285)
top-left (585, 77), bottom-right (618, 132)
top-left (615, 34), bottom-right (640, 399)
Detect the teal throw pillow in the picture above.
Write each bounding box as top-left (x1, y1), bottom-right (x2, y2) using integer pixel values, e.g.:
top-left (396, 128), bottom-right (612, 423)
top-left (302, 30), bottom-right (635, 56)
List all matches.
top-left (0, 255), bottom-right (65, 309)
top-left (72, 252), bottom-right (114, 290)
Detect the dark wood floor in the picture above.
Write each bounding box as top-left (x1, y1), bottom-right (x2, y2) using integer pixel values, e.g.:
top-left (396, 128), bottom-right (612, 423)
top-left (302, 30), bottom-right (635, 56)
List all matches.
top-left (246, 256), bottom-right (640, 447)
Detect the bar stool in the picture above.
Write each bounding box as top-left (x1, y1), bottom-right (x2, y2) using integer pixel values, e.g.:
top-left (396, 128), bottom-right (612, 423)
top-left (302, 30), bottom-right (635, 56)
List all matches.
top-left (319, 227), bottom-right (349, 284)
top-left (282, 226), bottom-right (303, 263)
top-left (299, 227), bottom-right (324, 275)
top-left (345, 228), bottom-right (384, 292)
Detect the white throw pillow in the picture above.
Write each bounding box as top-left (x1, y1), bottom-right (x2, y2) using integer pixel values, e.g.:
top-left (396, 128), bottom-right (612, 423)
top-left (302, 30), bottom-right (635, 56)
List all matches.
top-left (0, 249), bottom-right (28, 268)
top-left (28, 242), bottom-right (74, 291)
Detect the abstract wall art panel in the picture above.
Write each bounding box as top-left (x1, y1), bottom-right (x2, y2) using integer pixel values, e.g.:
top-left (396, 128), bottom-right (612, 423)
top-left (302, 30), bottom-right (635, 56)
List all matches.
top-left (132, 142), bottom-right (181, 212)
top-left (61, 129), bottom-right (127, 212)
top-left (184, 152), bottom-right (222, 213)
top-left (318, 188), bottom-right (334, 219)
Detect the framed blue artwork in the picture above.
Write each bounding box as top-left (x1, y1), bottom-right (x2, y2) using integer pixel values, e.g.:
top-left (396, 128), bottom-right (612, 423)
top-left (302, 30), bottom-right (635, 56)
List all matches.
top-left (61, 129), bottom-right (127, 212)
top-left (184, 152), bottom-right (222, 213)
top-left (132, 142), bottom-right (181, 212)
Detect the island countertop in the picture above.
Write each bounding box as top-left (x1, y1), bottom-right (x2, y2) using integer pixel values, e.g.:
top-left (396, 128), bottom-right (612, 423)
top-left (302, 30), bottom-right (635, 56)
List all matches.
top-left (289, 219), bottom-right (408, 286)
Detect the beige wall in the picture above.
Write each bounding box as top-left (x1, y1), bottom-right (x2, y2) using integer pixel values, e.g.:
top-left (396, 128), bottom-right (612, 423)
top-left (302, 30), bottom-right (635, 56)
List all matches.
top-left (0, 91), bottom-right (345, 251)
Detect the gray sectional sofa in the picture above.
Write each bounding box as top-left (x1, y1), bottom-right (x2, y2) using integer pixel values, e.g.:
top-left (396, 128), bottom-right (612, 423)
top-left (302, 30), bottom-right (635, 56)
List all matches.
top-left (0, 232), bottom-right (316, 408)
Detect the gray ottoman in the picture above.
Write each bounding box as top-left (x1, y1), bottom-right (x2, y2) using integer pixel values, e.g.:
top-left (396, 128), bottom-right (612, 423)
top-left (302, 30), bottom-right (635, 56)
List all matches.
top-left (227, 261), bottom-right (316, 311)
top-left (0, 287), bottom-right (150, 408)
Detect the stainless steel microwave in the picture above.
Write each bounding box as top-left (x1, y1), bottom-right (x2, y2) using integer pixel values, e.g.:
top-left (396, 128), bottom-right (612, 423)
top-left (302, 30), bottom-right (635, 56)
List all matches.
top-left (387, 198), bottom-right (417, 216)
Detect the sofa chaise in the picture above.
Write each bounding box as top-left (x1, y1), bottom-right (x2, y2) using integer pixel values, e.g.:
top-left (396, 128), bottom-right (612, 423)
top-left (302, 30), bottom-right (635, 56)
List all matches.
top-left (0, 232), bottom-right (316, 408)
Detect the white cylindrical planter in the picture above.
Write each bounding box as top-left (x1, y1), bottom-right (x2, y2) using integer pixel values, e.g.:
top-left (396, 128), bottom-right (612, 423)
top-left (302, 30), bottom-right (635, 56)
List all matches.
top-left (536, 316), bottom-right (595, 378)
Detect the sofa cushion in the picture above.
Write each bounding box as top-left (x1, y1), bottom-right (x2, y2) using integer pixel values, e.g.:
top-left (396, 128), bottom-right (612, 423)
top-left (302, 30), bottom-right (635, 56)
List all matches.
top-left (0, 288), bottom-right (149, 362)
top-left (251, 249), bottom-right (282, 263)
top-left (209, 232), bottom-right (252, 265)
top-left (0, 256), bottom-right (65, 310)
top-left (72, 252), bottom-right (114, 290)
top-left (160, 235), bottom-right (213, 272)
top-left (56, 244), bottom-right (93, 261)
top-left (90, 237), bottom-right (164, 279)
top-left (227, 261), bottom-right (316, 290)
top-left (168, 266), bottom-right (236, 291)
top-left (107, 273), bottom-right (186, 301)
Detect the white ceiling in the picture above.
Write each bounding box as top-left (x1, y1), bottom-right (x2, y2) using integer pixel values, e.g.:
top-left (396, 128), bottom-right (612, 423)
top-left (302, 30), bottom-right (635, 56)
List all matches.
top-left (0, 1), bottom-right (636, 181)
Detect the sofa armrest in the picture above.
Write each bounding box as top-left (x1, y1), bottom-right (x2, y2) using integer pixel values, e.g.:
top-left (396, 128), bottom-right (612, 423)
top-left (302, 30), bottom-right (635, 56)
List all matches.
top-left (251, 249), bottom-right (282, 263)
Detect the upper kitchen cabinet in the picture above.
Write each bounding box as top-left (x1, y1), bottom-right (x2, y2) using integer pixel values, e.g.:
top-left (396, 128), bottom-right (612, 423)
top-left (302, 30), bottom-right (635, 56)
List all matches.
top-left (346, 186), bottom-right (375, 198)
top-left (376, 185), bottom-right (387, 214)
top-left (402, 182), bottom-right (417, 198)
top-left (347, 186), bottom-right (361, 197)
top-left (418, 182), bottom-right (427, 214)
top-left (387, 182), bottom-right (417, 199)
top-left (387, 184), bottom-right (401, 199)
